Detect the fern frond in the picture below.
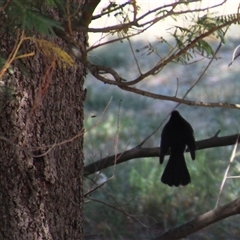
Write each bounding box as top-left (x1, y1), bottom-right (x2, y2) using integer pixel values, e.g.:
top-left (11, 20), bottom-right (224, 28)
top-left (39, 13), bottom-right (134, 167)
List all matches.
top-left (5, 0), bottom-right (63, 36)
top-left (22, 11), bottom-right (63, 36)
top-left (216, 13), bottom-right (240, 25)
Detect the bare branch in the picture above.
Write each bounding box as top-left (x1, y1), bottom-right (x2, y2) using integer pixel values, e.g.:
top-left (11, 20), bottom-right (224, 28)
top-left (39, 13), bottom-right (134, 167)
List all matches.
top-left (86, 59), bottom-right (240, 111)
top-left (153, 197), bottom-right (240, 240)
top-left (84, 133), bottom-right (240, 176)
top-left (119, 85), bottom-right (240, 110)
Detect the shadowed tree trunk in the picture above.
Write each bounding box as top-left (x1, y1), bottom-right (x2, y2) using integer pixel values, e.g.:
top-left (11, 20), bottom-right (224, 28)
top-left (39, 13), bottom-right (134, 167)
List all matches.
top-left (0, 13), bottom-right (86, 240)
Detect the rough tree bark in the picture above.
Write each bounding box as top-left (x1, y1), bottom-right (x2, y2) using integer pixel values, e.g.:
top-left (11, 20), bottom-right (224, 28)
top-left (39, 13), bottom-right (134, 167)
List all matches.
top-left (0, 6), bottom-right (86, 240)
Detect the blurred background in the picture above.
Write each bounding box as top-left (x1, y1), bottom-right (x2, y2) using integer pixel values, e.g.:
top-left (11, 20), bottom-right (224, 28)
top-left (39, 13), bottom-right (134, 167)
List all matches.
top-left (83, 1), bottom-right (240, 239)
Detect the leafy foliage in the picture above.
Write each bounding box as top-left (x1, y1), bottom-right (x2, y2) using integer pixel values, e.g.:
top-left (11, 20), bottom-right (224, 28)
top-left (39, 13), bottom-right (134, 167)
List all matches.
top-left (135, 13), bottom-right (240, 67)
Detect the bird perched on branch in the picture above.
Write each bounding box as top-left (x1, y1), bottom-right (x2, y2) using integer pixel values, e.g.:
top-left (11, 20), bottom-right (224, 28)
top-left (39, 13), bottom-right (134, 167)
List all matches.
top-left (159, 110), bottom-right (196, 187)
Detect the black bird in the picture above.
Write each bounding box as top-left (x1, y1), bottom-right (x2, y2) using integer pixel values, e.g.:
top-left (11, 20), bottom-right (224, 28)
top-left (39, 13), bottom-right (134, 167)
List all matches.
top-left (159, 110), bottom-right (196, 187)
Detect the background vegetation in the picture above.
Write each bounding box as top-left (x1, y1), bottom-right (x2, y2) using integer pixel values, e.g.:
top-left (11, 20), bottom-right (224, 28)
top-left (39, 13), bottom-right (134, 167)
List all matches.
top-left (83, 37), bottom-right (240, 239)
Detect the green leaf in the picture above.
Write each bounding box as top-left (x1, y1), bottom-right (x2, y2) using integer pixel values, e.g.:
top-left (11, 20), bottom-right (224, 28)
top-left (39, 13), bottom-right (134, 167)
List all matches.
top-left (196, 40), bottom-right (215, 57)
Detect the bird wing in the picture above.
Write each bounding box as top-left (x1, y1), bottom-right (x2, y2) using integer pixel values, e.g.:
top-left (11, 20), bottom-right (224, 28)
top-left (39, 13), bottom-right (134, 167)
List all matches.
top-left (184, 122), bottom-right (196, 160)
top-left (159, 122), bottom-right (171, 164)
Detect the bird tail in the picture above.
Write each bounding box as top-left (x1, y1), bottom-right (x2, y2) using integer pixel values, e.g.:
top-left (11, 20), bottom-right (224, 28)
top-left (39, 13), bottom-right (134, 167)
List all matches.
top-left (161, 153), bottom-right (190, 187)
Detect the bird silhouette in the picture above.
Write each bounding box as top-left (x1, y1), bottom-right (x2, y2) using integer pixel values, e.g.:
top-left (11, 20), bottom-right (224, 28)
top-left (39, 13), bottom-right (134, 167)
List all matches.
top-left (160, 110), bottom-right (196, 187)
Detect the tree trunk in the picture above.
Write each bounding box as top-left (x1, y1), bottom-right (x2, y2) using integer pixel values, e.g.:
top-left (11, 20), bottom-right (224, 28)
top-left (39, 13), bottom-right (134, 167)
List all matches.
top-left (0, 20), bottom-right (86, 240)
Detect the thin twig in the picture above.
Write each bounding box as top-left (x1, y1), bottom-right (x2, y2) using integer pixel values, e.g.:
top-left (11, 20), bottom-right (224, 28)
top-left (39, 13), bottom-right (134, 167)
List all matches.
top-left (127, 37), bottom-right (142, 75)
top-left (84, 176), bottom-right (113, 197)
top-left (113, 100), bottom-right (122, 173)
top-left (215, 135), bottom-right (239, 208)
